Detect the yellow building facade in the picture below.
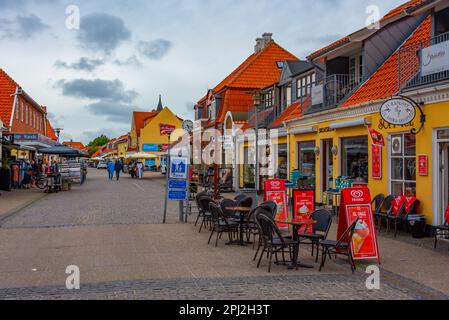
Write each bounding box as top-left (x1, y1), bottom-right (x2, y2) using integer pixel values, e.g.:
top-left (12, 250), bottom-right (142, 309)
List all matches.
top-left (285, 93), bottom-right (449, 227)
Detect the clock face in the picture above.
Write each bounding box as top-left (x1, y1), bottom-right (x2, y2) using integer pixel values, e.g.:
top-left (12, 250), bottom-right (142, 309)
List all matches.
top-left (182, 120), bottom-right (193, 132)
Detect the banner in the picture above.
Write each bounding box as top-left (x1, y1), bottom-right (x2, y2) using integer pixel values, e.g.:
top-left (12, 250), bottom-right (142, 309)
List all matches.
top-left (337, 187), bottom-right (380, 262)
top-left (264, 179), bottom-right (288, 228)
top-left (371, 145), bottom-right (382, 179)
top-left (368, 127), bottom-right (385, 146)
top-left (293, 189), bottom-right (315, 234)
top-left (160, 124), bottom-right (176, 135)
top-left (418, 155), bottom-right (428, 176)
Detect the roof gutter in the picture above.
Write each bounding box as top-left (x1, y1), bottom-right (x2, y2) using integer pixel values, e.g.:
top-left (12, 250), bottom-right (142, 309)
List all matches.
top-left (9, 87), bottom-right (19, 128)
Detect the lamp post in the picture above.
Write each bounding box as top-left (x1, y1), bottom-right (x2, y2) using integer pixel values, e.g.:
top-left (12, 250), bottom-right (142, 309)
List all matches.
top-left (252, 91), bottom-right (262, 200)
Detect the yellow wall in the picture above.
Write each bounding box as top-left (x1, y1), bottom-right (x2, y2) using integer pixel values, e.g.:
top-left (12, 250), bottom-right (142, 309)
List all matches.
top-left (287, 100), bottom-right (449, 225)
top-left (117, 141), bottom-right (127, 157)
top-left (139, 107), bottom-right (183, 165)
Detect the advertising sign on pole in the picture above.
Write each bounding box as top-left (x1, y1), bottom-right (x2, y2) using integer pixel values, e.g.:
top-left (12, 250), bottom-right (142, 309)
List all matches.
top-left (337, 187), bottom-right (380, 263)
top-left (169, 157), bottom-right (188, 179)
top-left (371, 144), bottom-right (382, 180)
top-left (264, 179), bottom-right (288, 228)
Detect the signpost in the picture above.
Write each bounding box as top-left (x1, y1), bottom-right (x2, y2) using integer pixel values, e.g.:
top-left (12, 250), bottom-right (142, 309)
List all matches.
top-left (337, 187), bottom-right (380, 263)
top-left (264, 179), bottom-right (288, 228)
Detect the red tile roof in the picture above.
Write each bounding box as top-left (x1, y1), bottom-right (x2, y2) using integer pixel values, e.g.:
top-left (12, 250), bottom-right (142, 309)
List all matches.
top-left (341, 15), bottom-right (431, 108)
top-left (133, 111), bottom-right (158, 136)
top-left (0, 68), bottom-right (19, 127)
top-left (46, 120), bottom-right (58, 141)
top-left (63, 141), bottom-right (85, 150)
top-left (308, 0), bottom-right (428, 60)
top-left (198, 41), bottom-right (297, 105)
top-left (268, 101), bottom-right (303, 129)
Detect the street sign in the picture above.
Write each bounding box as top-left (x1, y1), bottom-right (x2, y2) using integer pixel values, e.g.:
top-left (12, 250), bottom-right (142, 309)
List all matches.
top-left (169, 157), bottom-right (188, 179)
top-left (168, 190), bottom-right (188, 201)
top-left (169, 180), bottom-right (187, 189)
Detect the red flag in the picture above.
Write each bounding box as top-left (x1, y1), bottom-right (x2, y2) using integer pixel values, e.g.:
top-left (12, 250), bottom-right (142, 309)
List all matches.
top-left (368, 127), bottom-right (385, 146)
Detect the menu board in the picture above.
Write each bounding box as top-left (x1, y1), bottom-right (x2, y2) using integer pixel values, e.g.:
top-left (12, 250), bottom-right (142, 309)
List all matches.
top-left (264, 179), bottom-right (288, 228)
top-left (337, 187), bottom-right (380, 262)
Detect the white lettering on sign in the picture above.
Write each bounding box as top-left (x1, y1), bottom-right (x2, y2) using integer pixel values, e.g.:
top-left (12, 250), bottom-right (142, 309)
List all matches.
top-left (380, 98), bottom-right (416, 126)
top-left (421, 40), bottom-right (449, 77)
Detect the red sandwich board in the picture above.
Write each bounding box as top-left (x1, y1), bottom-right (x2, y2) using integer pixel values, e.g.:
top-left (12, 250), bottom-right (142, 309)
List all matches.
top-left (264, 179), bottom-right (288, 228)
top-left (293, 190), bottom-right (315, 234)
top-left (337, 187), bottom-right (380, 263)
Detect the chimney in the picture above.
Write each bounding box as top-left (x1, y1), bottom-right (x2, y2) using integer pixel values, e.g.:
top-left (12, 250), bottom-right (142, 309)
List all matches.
top-left (254, 37), bottom-right (264, 52)
top-left (255, 33), bottom-right (273, 52)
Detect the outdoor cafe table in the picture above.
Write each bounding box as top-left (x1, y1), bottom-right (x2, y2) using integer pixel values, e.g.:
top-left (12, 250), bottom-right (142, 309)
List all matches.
top-left (276, 218), bottom-right (316, 269)
top-left (225, 206), bottom-right (252, 246)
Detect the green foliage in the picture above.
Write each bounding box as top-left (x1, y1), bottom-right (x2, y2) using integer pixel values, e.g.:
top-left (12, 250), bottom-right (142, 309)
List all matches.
top-left (88, 135), bottom-right (110, 147)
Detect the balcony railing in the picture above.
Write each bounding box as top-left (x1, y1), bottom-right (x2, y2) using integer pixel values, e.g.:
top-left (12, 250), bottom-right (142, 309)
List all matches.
top-left (247, 106), bottom-right (276, 129)
top-left (399, 31), bottom-right (449, 90)
top-left (303, 74), bottom-right (360, 114)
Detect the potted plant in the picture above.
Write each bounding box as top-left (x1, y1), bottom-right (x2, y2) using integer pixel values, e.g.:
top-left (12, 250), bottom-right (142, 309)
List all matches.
top-left (62, 177), bottom-right (72, 191)
top-left (0, 156), bottom-right (12, 192)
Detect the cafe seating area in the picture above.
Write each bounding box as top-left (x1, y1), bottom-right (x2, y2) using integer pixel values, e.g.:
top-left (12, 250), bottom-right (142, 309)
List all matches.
top-left (191, 190), bottom-right (359, 273)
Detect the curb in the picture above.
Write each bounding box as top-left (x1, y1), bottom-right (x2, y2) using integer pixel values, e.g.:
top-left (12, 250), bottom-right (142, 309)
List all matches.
top-left (0, 192), bottom-right (48, 227)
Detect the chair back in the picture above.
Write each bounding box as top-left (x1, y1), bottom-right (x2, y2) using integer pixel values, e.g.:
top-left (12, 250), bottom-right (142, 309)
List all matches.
top-left (220, 198), bottom-right (238, 217)
top-left (256, 210), bottom-right (286, 246)
top-left (209, 202), bottom-right (229, 225)
top-left (371, 194), bottom-right (385, 214)
top-left (234, 194), bottom-right (247, 203)
top-left (198, 196), bottom-right (213, 214)
top-left (237, 196), bottom-right (253, 209)
top-left (195, 192), bottom-right (209, 210)
top-left (259, 201), bottom-right (278, 218)
top-left (336, 218), bottom-right (360, 248)
top-left (309, 209), bottom-right (333, 236)
top-left (383, 195), bottom-right (395, 214)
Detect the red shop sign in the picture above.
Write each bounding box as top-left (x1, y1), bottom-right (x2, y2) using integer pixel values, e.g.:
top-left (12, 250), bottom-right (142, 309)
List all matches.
top-left (418, 155), bottom-right (428, 176)
top-left (371, 145), bottom-right (382, 180)
top-left (264, 179), bottom-right (288, 228)
top-left (337, 188), bottom-right (380, 263)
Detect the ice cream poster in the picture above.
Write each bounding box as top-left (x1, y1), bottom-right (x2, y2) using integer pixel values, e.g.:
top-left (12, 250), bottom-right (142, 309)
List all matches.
top-left (266, 191), bottom-right (288, 228)
top-left (346, 205), bottom-right (379, 260)
top-left (293, 190), bottom-right (315, 234)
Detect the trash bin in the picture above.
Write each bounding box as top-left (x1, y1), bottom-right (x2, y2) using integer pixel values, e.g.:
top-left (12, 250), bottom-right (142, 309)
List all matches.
top-left (407, 214), bottom-right (426, 238)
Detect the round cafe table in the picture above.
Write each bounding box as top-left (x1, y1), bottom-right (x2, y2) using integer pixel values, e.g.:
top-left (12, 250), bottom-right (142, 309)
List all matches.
top-left (226, 206), bottom-right (252, 246)
top-left (276, 218), bottom-right (316, 269)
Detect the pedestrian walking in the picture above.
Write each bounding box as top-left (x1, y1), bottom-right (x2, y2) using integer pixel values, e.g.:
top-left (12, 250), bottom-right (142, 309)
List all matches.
top-left (115, 160), bottom-right (123, 181)
top-left (107, 160), bottom-right (115, 181)
top-left (136, 161), bottom-right (143, 179)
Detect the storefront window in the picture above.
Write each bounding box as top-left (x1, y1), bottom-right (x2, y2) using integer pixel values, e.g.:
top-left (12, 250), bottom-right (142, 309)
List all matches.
top-left (275, 144), bottom-right (288, 180)
top-left (341, 136), bottom-right (368, 182)
top-left (390, 133), bottom-right (416, 196)
top-left (298, 141), bottom-right (316, 180)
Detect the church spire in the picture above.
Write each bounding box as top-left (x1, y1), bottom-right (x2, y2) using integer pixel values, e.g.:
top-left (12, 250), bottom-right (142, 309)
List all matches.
top-left (157, 94), bottom-right (163, 112)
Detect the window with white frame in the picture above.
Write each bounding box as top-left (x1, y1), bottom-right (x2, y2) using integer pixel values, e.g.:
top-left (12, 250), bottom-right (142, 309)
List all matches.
top-left (297, 72), bottom-right (316, 99)
top-left (21, 102), bottom-right (24, 122)
top-left (16, 101), bottom-right (19, 120)
top-left (390, 133), bottom-right (416, 196)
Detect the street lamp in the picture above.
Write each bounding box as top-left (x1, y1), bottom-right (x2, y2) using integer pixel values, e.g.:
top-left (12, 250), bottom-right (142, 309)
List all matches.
top-left (252, 91), bottom-right (262, 198)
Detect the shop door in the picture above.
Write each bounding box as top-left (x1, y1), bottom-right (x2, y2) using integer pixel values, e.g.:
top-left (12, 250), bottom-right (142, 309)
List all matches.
top-left (439, 143), bottom-right (449, 225)
top-left (322, 140), bottom-right (334, 194)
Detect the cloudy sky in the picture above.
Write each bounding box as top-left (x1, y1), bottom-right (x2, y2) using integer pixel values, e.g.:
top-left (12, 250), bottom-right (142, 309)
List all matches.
top-left (0, 0), bottom-right (405, 144)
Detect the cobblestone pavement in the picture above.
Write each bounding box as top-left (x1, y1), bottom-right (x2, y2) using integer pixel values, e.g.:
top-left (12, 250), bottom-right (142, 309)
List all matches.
top-left (0, 169), bottom-right (179, 228)
top-left (0, 170), bottom-right (448, 300)
top-left (0, 270), bottom-right (447, 300)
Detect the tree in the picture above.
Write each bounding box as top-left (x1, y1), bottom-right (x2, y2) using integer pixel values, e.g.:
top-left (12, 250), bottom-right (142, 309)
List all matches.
top-left (88, 135), bottom-right (110, 147)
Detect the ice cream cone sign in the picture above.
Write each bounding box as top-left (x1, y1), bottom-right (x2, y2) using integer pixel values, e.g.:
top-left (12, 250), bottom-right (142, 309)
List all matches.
top-left (353, 220), bottom-right (370, 254)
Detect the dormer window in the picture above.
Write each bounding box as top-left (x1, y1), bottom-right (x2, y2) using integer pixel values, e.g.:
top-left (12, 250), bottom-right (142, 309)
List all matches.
top-left (297, 72), bottom-right (316, 99)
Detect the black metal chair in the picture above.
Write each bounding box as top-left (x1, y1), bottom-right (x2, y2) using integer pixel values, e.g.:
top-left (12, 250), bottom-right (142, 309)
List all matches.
top-left (208, 202), bottom-right (239, 247)
top-left (371, 193), bottom-right (385, 227)
top-left (259, 201), bottom-right (277, 218)
top-left (254, 211), bottom-right (297, 272)
top-left (220, 198), bottom-right (238, 218)
top-left (434, 206), bottom-right (449, 250)
top-left (197, 195), bottom-right (214, 233)
top-left (237, 196), bottom-right (253, 209)
top-left (298, 209), bottom-right (333, 263)
top-left (375, 195), bottom-right (394, 232)
top-left (234, 194), bottom-right (247, 203)
top-left (194, 191), bottom-right (209, 227)
top-left (319, 218), bottom-right (359, 273)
